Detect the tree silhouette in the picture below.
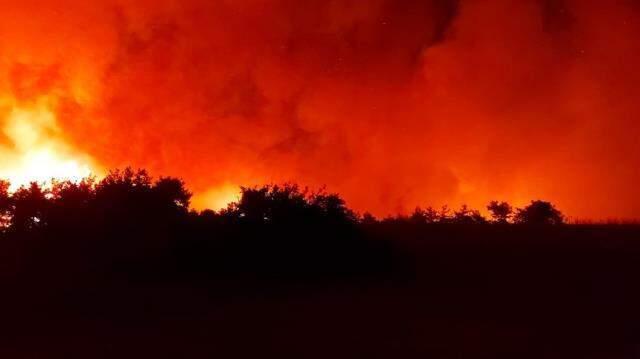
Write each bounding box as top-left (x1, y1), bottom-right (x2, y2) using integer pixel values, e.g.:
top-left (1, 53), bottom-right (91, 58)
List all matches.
top-left (309, 190), bottom-right (356, 225)
top-left (514, 200), bottom-right (564, 225)
top-left (228, 184), bottom-right (356, 228)
top-left (47, 179), bottom-right (96, 231)
top-left (360, 212), bottom-right (378, 225)
top-left (410, 207), bottom-right (439, 224)
top-left (437, 205), bottom-right (452, 223)
top-left (50, 178), bottom-right (95, 208)
top-left (452, 205), bottom-right (487, 224)
top-left (487, 201), bottom-right (513, 224)
top-left (234, 185), bottom-right (276, 224)
top-left (153, 177), bottom-right (192, 211)
top-left (11, 182), bottom-right (49, 231)
top-left (410, 207), bottom-right (428, 224)
top-left (0, 168), bottom-right (574, 236)
top-left (0, 180), bottom-right (11, 228)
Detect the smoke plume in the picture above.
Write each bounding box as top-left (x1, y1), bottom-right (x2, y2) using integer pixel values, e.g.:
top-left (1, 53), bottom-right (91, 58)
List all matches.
top-left (0, 0), bottom-right (638, 219)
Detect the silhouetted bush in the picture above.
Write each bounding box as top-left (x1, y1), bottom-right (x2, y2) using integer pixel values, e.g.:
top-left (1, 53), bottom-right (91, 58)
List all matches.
top-left (11, 182), bottom-right (49, 232)
top-left (410, 207), bottom-right (439, 224)
top-left (487, 201), bottom-right (513, 223)
top-left (514, 200), bottom-right (565, 225)
top-left (452, 205), bottom-right (487, 224)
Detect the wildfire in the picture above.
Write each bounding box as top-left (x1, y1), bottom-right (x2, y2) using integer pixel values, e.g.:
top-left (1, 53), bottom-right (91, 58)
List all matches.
top-left (0, 1), bottom-right (635, 219)
top-left (0, 99), bottom-right (97, 191)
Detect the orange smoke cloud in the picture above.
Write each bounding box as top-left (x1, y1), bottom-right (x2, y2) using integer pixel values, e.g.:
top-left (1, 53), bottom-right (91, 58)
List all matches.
top-left (0, 0), bottom-right (638, 219)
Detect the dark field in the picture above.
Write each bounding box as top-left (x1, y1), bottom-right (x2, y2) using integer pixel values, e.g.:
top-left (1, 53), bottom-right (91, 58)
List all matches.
top-left (1, 224), bottom-right (639, 359)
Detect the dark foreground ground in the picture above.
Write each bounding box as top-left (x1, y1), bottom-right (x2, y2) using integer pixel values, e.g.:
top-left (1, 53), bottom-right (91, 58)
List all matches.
top-left (1, 225), bottom-right (640, 358)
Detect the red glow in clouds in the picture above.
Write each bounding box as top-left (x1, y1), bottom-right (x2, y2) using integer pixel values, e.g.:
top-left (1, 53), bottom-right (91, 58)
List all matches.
top-left (0, 0), bottom-right (638, 219)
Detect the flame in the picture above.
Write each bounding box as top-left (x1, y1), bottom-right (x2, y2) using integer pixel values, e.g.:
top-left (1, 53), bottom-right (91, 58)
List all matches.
top-left (0, 98), bottom-right (97, 191)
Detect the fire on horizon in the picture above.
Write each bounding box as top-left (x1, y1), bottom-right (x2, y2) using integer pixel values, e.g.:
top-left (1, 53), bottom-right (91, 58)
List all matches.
top-left (0, 0), bottom-right (637, 219)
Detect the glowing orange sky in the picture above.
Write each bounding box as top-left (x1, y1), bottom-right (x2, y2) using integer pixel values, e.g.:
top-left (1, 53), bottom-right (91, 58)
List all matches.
top-left (0, 0), bottom-right (638, 219)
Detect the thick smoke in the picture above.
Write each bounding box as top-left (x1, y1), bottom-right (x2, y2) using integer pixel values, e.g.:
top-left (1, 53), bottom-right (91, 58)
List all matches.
top-left (0, 0), bottom-right (638, 219)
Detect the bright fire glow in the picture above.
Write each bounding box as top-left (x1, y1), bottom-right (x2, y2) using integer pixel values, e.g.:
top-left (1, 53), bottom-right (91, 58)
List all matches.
top-left (0, 99), bottom-right (97, 191)
top-left (192, 183), bottom-right (240, 211)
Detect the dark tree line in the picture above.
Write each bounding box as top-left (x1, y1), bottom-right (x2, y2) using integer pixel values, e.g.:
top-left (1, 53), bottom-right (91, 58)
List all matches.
top-left (381, 200), bottom-right (564, 226)
top-left (0, 169), bottom-right (386, 280)
top-left (0, 168), bottom-right (567, 281)
top-left (0, 168), bottom-right (565, 234)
